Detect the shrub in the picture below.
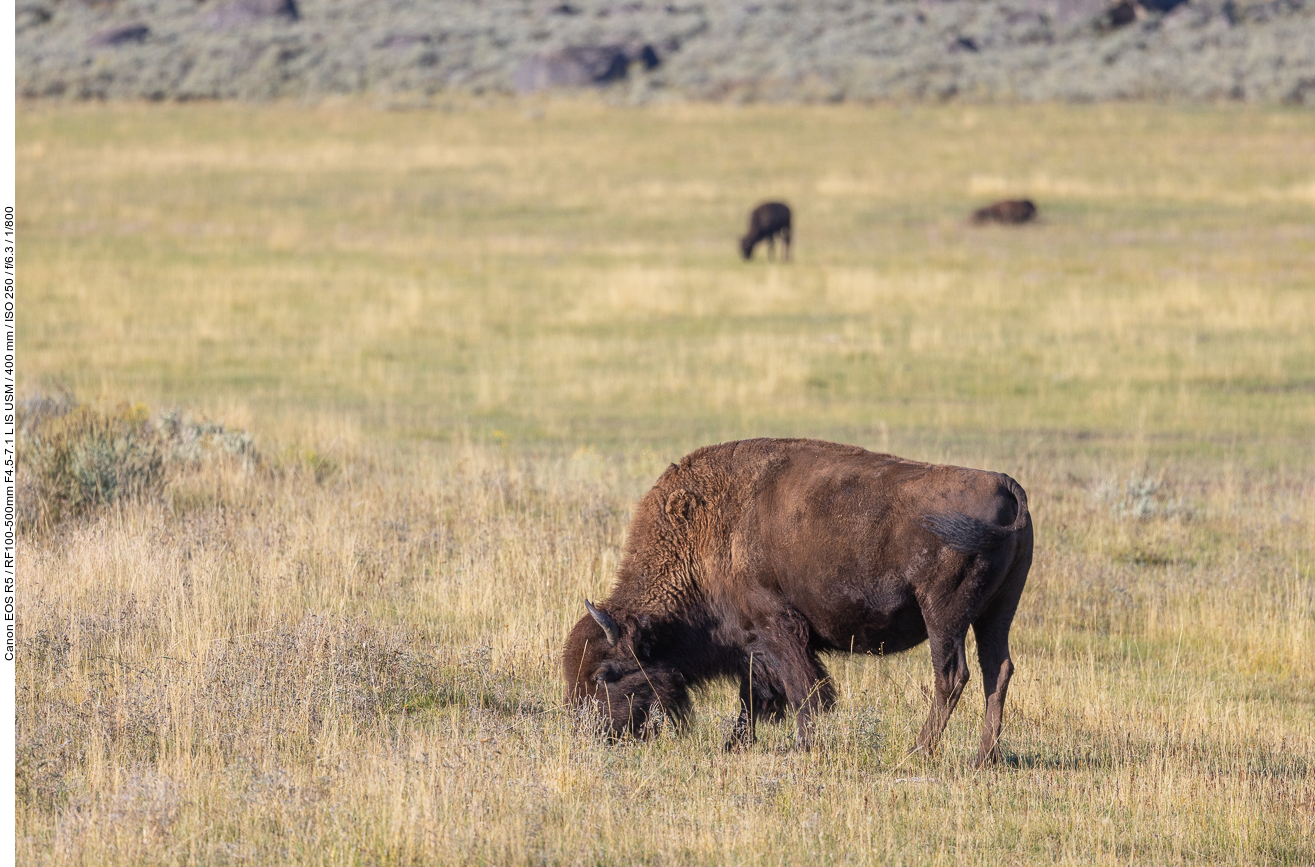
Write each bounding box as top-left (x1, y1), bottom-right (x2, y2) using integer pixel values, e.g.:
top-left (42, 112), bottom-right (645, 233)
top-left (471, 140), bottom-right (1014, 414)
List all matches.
top-left (16, 391), bottom-right (259, 532)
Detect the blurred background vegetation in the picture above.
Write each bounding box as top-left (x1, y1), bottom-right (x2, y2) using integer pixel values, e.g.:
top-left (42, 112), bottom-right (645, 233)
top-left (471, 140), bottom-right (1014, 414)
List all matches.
top-left (18, 0), bottom-right (1315, 104)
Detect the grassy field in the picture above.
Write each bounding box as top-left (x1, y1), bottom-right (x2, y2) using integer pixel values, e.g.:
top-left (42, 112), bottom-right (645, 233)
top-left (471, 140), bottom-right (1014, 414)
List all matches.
top-left (15, 98), bottom-right (1315, 864)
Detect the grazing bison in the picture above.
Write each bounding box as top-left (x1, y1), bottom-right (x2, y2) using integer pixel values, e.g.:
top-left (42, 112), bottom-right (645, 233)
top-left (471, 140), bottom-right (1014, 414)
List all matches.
top-left (740, 202), bottom-right (792, 261)
top-left (972, 199), bottom-right (1038, 225)
top-left (563, 438), bottom-right (1033, 767)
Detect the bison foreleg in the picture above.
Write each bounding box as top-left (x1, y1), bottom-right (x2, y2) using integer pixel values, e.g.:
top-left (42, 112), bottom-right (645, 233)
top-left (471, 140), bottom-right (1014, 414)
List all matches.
top-left (725, 675), bottom-right (786, 751)
top-left (757, 611), bottom-right (834, 751)
top-left (726, 707), bottom-right (754, 752)
top-left (726, 677), bottom-right (758, 751)
top-left (791, 676), bottom-right (836, 751)
top-left (916, 632), bottom-right (970, 757)
top-left (725, 613), bottom-right (833, 751)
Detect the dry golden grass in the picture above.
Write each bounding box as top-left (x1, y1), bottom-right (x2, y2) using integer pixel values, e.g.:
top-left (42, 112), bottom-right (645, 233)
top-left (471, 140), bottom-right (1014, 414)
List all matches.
top-left (15, 99), bottom-right (1315, 864)
top-left (17, 441), bottom-right (1314, 864)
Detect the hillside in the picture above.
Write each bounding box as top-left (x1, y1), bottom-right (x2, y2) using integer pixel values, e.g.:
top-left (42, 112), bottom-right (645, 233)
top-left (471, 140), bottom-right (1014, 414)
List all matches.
top-left (17, 0), bottom-right (1315, 104)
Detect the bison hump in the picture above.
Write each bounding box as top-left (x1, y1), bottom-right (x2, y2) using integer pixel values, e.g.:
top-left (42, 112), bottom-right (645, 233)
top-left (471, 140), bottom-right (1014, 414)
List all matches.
top-left (922, 512), bottom-right (1013, 555)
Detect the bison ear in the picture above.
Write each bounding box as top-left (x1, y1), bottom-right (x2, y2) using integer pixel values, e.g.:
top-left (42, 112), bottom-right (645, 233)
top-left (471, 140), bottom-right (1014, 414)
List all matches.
top-left (664, 489), bottom-right (700, 526)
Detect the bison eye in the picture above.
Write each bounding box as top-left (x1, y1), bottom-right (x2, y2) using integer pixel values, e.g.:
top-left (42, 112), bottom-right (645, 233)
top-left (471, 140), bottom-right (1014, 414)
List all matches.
top-left (594, 664), bottom-right (624, 683)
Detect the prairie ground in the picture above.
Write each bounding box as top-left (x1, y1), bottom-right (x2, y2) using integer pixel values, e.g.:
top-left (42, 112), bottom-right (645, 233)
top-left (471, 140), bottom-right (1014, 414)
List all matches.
top-left (15, 99), bottom-right (1315, 864)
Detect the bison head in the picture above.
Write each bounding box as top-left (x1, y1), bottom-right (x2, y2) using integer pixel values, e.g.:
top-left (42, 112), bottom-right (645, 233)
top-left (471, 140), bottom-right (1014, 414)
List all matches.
top-left (563, 600), bottom-right (690, 739)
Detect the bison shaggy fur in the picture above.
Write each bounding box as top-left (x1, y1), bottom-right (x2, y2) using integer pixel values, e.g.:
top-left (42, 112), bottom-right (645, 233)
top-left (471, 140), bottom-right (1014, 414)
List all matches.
top-left (563, 438), bottom-right (1033, 767)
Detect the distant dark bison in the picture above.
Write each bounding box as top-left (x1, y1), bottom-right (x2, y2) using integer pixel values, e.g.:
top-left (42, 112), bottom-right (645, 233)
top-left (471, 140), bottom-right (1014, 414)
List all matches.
top-left (972, 199), bottom-right (1038, 225)
top-left (563, 438), bottom-right (1033, 767)
top-left (740, 202), bottom-right (792, 261)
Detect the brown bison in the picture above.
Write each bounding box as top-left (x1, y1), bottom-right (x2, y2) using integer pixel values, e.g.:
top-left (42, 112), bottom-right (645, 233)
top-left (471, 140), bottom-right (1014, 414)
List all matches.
top-left (971, 199), bottom-right (1038, 225)
top-left (563, 438), bottom-right (1032, 768)
top-left (740, 202), bottom-right (792, 261)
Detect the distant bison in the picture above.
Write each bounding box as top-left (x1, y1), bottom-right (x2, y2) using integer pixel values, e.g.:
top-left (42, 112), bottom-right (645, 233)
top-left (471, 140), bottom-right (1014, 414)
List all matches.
top-left (740, 201), bottom-right (792, 261)
top-left (563, 438), bottom-right (1033, 767)
top-left (972, 199), bottom-right (1038, 225)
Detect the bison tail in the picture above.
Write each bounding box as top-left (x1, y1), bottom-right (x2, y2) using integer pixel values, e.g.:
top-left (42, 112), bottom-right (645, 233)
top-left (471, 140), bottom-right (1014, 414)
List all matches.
top-left (923, 476), bottom-right (1029, 555)
top-left (922, 513), bottom-right (1012, 554)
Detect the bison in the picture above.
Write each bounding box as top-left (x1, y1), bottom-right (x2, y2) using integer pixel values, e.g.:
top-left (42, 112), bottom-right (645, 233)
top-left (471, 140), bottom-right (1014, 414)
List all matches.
top-left (563, 438), bottom-right (1032, 767)
top-left (740, 202), bottom-right (792, 261)
top-left (971, 199), bottom-right (1038, 225)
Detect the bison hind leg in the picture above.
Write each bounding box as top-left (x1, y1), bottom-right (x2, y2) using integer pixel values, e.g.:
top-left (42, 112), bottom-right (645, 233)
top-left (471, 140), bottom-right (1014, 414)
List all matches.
top-left (972, 657), bottom-right (1014, 768)
top-left (915, 632), bottom-right (970, 757)
top-left (970, 535), bottom-right (1031, 768)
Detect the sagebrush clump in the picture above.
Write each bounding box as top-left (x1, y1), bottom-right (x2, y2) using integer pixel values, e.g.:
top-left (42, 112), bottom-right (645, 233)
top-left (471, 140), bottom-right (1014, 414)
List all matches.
top-left (16, 391), bottom-right (258, 532)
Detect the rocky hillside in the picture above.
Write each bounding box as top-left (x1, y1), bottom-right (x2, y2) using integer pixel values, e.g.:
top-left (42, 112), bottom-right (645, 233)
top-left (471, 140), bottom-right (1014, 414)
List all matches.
top-left (17, 0), bottom-right (1315, 103)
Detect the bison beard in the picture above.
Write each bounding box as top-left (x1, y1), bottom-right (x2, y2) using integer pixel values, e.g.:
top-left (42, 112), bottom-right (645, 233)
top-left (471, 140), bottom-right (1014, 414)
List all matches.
top-left (563, 438), bottom-right (1033, 767)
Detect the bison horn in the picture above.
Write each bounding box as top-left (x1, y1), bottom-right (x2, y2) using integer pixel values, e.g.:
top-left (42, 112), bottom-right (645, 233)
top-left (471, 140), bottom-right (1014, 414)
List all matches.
top-left (584, 598), bottom-right (620, 646)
